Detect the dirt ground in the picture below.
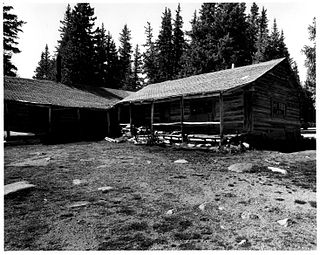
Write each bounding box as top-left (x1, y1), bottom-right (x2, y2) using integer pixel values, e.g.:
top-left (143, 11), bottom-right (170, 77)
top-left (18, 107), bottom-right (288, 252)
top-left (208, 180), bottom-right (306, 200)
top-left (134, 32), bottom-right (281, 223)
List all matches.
top-left (3, 141), bottom-right (317, 250)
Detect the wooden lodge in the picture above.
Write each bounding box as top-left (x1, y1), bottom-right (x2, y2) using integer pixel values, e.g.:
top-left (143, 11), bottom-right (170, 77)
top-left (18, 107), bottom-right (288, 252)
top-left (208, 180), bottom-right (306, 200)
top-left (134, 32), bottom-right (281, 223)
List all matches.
top-left (117, 58), bottom-right (302, 145)
top-left (4, 76), bottom-right (133, 142)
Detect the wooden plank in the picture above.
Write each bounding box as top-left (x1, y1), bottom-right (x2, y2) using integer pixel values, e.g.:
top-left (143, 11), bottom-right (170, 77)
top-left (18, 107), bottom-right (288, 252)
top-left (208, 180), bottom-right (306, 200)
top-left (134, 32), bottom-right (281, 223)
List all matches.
top-left (48, 106), bottom-right (52, 134)
top-left (150, 102), bottom-right (154, 134)
top-left (219, 92), bottom-right (224, 144)
top-left (129, 104), bottom-right (133, 134)
top-left (107, 111), bottom-right (111, 135)
top-left (180, 96), bottom-right (185, 143)
top-left (4, 102), bottom-right (10, 138)
top-left (117, 106), bottom-right (121, 122)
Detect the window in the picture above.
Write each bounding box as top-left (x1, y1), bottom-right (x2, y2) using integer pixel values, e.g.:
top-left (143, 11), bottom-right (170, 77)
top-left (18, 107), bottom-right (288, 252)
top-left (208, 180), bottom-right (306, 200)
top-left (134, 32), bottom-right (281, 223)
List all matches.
top-left (272, 100), bottom-right (286, 118)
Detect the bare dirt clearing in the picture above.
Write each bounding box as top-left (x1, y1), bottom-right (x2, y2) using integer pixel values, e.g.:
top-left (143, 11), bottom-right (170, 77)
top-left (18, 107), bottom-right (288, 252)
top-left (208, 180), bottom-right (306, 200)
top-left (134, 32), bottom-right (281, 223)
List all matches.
top-left (4, 141), bottom-right (316, 250)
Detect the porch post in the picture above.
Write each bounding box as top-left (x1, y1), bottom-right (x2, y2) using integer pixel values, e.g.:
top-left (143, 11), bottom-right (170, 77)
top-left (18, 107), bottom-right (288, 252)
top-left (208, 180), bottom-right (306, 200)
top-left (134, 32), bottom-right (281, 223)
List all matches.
top-left (48, 106), bottom-right (52, 135)
top-left (150, 101), bottom-right (154, 136)
top-left (107, 111), bottom-right (111, 135)
top-left (76, 108), bottom-right (81, 138)
top-left (4, 102), bottom-right (10, 139)
top-left (180, 96), bottom-right (185, 143)
top-left (219, 92), bottom-right (224, 145)
top-left (129, 103), bottom-right (133, 134)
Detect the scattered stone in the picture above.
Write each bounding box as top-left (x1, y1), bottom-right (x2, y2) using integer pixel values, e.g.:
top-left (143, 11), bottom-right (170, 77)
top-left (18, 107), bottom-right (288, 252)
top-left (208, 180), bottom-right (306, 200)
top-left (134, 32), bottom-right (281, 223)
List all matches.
top-left (242, 142), bottom-right (250, 149)
top-left (72, 179), bottom-right (86, 185)
top-left (4, 181), bottom-right (36, 196)
top-left (174, 159), bottom-right (188, 164)
top-left (218, 206), bottom-right (225, 211)
top-left (96, 165), bottom-right (107, 169)
top-left (67, 201), bottom-right (90, 208)
top-left (8, 158), bottom-right (50, 167)
top-left (268, 166), bottom-right (287, 175)
top-left (238, 239), bottom-right (247, 246)
top-left (166, 209), bottom-right (174, 215)
top-left (220, 225), bottom-right (226, 229)
top-left (146, 160), bottom-right (152, 164)
top-left (199, 203), bottom-right (206, 211)
top-left (228, 163), bottom-right (253, 173)
top-left (277, 218), bottom-right (291, 227)
top-left (98, 186), bottom-right (114, 193)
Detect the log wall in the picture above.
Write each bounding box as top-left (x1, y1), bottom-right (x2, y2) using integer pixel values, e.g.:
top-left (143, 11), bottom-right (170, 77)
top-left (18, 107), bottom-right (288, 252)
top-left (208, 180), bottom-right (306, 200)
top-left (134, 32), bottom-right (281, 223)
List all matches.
top-left (252, 62), bottom-right (301, 139)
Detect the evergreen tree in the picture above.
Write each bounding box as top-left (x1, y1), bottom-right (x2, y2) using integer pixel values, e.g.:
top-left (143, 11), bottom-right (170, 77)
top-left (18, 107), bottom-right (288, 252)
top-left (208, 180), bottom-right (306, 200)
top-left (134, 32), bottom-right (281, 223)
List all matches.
top-left (142, 22), bottom-right (157, 84)
top-left (247, 2), bottom-right (259, 63)
top-left (57, 4), bottom-right (73, 85)
top-left (254, 7), bottom-right (269, 62)
top-left (172, 3), bottom-right (185, 78)
top-left (118, 24), bottom-right (133, 90)
top-left (156, 7), bottom-right (174, 82)
top-left (265, 19), bottom-right (290, 60)
top-left (3, 6), bottom-right (25, 76)
top-left (33, 44), bottom-right (56, 80)
top-left (131, 44), bottom-right (143, 91)
top-left (93, 24), bottom-right (108, 85)
top-left (57, 3), bottom-right (96, 87)
top-left (105, 31), bottom-right (121, 89)
top-left (302, 17), bottom-right (316, 101)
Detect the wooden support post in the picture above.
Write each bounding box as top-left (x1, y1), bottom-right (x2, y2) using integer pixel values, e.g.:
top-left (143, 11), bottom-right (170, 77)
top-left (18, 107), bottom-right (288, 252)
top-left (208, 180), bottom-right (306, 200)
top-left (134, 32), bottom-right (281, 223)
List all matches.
top-left (117, 106), bottom-right (121, 122)
top-left (180, 96), bottom-right (185, 143)
top-left (150, 101), bottom-right (154, 136)
top-left (107, 111), bottom-right (111, 135)
top-left (4, 102), bottom-right (10, 139)
top-left (77, 108), bottom-right (81, 138)
top-left (48, 106), bottom-right (52, 135)
top-left (129, 104), bottom-right (133, 134)
top-left (219, 92), bottom-right (224, 146)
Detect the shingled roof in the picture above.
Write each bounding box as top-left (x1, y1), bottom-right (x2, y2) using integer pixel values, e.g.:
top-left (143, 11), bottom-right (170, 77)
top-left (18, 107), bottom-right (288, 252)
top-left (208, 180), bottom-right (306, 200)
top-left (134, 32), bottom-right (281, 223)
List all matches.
top-left (4, 76), bottom-right (131, 110)
top-left (120, 58), bottom-right (286, 104)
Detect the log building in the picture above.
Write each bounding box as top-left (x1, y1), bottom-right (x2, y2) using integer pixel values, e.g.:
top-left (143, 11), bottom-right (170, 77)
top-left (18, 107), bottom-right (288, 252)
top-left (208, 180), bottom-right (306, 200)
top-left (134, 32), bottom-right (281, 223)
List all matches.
top-left (4, 76), bottom-right (133, 142)
top-left (117, 58), bottom-right (302, 144)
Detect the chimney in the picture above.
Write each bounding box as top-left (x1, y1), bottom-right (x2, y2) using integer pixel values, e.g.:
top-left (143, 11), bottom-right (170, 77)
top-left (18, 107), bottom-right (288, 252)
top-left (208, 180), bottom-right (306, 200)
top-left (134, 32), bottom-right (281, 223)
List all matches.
top-left (231, 63), bottom-right (235, 69)
top-left (56, 54), bottom-right (62, 83)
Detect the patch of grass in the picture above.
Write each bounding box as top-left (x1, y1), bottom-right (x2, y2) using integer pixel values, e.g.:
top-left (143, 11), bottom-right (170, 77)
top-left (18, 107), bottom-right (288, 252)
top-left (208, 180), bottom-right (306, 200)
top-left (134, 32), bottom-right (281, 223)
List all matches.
top-left (174, 232), bottom-right (202, 241)
top-left (178, 242), bottom-right (200, 250)
top-left (98, 233), bottom-right (155, 250)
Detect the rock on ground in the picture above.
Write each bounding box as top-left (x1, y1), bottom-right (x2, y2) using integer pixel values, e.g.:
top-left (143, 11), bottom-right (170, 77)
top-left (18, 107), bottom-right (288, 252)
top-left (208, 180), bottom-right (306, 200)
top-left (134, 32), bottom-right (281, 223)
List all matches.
top-left (228, 163), bottom-right (253, 173)
top-left (174, 159), bottom-right (188, 164)
top-left (4, 181), bottom-right (36, 196)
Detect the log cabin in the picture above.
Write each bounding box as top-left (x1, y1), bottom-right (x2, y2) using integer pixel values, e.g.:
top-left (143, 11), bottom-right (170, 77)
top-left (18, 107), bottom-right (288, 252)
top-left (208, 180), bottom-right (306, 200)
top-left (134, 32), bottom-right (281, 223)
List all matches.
top-left (4, 76), bottom-right (133, 142)
top-left (117, 58), bottom-right (302, 145)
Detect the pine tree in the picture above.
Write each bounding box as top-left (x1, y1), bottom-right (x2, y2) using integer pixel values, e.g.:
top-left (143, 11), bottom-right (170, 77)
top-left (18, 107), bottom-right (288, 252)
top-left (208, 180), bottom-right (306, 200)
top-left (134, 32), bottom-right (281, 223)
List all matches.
top-left (33, 44), bottom-right (56, 80)
top-left (131, 44), bottom-right (143, 91)
top-left (142, 22), bottom-right (157, 84)
top-left (57, 4), bottom-right (73, 85)
top-left (247, 2), bottom-right (259, 63)
top-left (302, 17), bottom-right (316, 101)
top-left (156, 7), bottom-right (174, 82)
top-left (172, 3), bottom-right (185, 78)
top-left (57, 3), bottom-right (97, 87)
top-left (3, 6), bottom-right (25, 76)
top-left (118, 24), bottom-right (133, 90)
top-left (93, 24), bottom-right (108, 85)
top-left (265, 20), bottom-right (290, 61)
top-left (254, 7), bottom-right (269, 62)
top-left (105, 31), bottom-right (121, 89)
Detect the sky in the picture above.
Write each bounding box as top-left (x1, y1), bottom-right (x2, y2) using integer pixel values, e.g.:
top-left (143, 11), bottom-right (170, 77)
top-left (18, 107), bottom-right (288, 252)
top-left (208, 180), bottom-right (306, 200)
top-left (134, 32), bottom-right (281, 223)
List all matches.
top-left (5, 0), bottom-right (318, 83)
